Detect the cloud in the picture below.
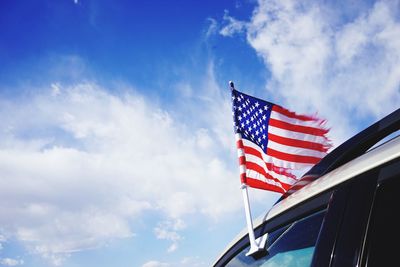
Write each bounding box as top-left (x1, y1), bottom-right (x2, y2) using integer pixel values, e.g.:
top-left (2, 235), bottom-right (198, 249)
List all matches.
top-left (205, 18), bottom-right (219, 38)
top-left (154, 219), bottom-right (186, 253)
top-left (0, 258), bottom-right (24, 266)
top-left (142, 257), bottom-right (205, 267)
top-left (220, 10), bottom-right (247, 37)
top-left (223, 0), bottom-right (400, 144)
top-left (142, 261), bottom-right (170, 267)
top-left (0, 236), bottom-right (24, 266)
top-left (0, 78), bottom-right (242, 264)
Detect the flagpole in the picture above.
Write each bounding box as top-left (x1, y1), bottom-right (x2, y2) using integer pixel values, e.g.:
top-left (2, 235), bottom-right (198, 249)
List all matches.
top-left (230, 81), bottom-right (263, 256)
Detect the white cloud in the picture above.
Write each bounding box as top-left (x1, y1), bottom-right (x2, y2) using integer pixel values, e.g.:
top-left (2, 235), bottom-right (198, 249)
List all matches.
top-left (0, 258), bottom-right (24, 266)
top-left (51, 83), bottom-right (61, 96)
top-left (223, 0), bottom-right (400, 144)
top-left (220, 10), bottom-right (247, 37)
top-left (142, 261), bottom-right (170, 267)
top-left (205, 18), bottom-right (219, 38)
top-left (0, 79), bottom-right (242, 264)
top-left (154, 219), bottom-right (186, 253)
top-left (141, 257), bottom-right (206, 267)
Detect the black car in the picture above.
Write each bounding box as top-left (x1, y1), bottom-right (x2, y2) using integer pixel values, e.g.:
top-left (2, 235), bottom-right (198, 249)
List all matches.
top-left (213, 108), bottom-right (400, 267)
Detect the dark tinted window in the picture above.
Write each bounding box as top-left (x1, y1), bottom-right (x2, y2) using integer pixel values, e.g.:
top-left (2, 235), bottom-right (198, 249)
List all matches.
top-left (225, 210), bottom-right (326, 267)
top-left (365, 166), bottom-right (400, 266)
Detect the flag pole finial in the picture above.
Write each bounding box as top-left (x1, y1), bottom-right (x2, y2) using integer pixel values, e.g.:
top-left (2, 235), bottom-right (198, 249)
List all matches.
top-left (229, 81), bottom-right (235, 90)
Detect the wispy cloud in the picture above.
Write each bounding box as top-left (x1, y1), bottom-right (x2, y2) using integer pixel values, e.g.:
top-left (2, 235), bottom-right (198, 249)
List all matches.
top-left (0, 258), bottom-right (24, 266)
top-left (220, 10), bottom-right (247, 37)
top-left (142, 256), bottom-right (205, 267)
top-left (154, 219), bottom-right (186, 253)
top-left (205, 18), bottom-right (219, 38)
top-left (222, 0), bottom-right (400, 144)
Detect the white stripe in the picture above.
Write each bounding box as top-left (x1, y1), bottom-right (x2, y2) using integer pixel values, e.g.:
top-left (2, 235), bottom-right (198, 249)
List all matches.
top-left (268, 125), bottom-right (328, 144)
top-left (239, 165), bottom-right (246, 174)
top-left (245, 154), bottom-right (298, 185)
top-left (270, 110), bottom-right (324, 128)
top-left (243, 139), bottom-right (312, 169)
top-left (237, 148), bottom-right (245, 157)
top-left (267, 140), bottom-right (327, 159)
top-left (235, 133), bottom-right (242, 141)
top-left (246, 169), bottom-right (285, 190)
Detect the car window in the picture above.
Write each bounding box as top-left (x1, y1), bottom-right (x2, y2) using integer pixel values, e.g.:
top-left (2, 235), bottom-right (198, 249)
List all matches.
top-left (225, 210), bottom-right (326, 267)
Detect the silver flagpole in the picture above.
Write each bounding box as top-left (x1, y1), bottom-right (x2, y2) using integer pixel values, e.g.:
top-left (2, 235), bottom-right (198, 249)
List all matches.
top-left (230, 81), bottom-right (263, 256)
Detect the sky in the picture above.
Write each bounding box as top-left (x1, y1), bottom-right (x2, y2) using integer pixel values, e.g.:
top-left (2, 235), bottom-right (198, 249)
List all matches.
top-left (0, 0), bottom-right (399, 266)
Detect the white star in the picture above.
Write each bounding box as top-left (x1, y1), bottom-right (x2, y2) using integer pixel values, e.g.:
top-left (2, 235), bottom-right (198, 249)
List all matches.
top-left (264, 105), bottom-right (268, 110)
top-left (255, 102), bottom-right (259, 107)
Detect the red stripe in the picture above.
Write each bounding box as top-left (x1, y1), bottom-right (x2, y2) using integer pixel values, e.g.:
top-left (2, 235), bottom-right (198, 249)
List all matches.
top-left (246, 162), bottom-right (292, 189)
top-left (236, 139), bottom-right (244, 149)
top-left (243, 146), bottom-right (296, 178)
top-left (268, 133), bottom-right (330, 152)
top-left (269, 118), bottom-right (328, 136)
top-left (238, 156), bottom-right (246, 165)
top-left (272, 105), bottom-right (320, 122)
top-left (267, 147), bottom-right (322, 164)
top-left (240, 173), bottom-right (246, 183)
top-left (246, 178), bottom-right (286, 194)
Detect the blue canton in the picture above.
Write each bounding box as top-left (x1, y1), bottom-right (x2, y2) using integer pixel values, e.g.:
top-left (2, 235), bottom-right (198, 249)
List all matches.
top-left (232, 90), bottom-right (273, 152)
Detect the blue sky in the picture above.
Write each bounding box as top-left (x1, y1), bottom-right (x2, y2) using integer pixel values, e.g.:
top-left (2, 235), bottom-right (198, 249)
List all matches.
top-left (0, 0), bottom-right (399, 266)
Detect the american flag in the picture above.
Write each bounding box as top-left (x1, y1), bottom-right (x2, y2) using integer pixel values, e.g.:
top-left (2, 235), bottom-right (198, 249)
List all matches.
top-left (232, 88), bottom-right (332, 194)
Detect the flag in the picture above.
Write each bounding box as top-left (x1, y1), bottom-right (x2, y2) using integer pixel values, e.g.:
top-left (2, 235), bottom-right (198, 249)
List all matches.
top-left (231, 88), bottom-right (332, 194)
